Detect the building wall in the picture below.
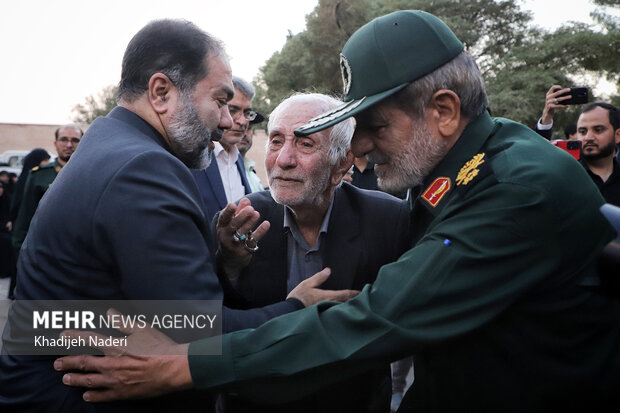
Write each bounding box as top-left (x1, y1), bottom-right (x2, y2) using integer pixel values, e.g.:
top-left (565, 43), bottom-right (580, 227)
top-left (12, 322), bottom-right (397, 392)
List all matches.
top-left (246, 128), bottom-right (268, 186)
top-left (0, 122), bottom-right (269, 185)
top-left (0, 123), bottom-right (90, 155)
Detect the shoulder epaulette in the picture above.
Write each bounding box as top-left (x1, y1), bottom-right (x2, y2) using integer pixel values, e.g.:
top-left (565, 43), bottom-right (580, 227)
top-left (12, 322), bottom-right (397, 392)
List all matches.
top-left (32, 162), bottom-right (57, 173)
top-left (455, 153), bottom-right (492, 196)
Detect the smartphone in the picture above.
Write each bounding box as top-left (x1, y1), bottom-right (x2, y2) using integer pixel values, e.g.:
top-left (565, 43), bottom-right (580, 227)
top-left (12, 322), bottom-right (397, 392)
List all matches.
top-left (552, 139), bottom-right (581, 160)
top-left (556, 87), bottom-right (588, 105)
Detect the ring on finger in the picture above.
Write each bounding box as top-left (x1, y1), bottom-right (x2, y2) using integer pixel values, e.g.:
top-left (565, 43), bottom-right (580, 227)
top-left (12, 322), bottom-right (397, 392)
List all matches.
top-left (554, 99), bottom-right (558, 105)
top-left (243, 236), bottom-right (259, 253)
top-left (233, 230), bottom-right (247, 243)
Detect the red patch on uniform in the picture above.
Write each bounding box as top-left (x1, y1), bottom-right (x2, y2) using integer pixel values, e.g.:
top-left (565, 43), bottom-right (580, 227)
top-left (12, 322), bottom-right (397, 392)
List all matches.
top-left (421, 177), bottom-right (451, 207)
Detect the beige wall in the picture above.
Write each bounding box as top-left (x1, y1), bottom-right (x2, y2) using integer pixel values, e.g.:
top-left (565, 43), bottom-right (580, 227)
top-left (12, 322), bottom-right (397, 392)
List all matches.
top-left (0, 123), bottom-right (88, 155)
top-left (0, 122), bottom-right (269, 185)
top-left (245, 128), bottom-right (268, 186)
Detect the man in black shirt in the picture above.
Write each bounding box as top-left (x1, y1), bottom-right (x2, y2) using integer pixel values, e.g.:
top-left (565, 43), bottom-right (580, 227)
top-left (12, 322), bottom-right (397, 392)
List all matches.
top-left (577, 102), bottom-right (620, 206)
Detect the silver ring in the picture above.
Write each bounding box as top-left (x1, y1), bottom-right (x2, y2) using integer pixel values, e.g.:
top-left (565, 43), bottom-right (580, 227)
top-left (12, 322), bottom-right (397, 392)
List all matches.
top-left (243, 236), bottom-right (259, 253)
top-left (233, 230), bottom-right (247, 243)
top-left (553, 99), bottom-right (558, 105)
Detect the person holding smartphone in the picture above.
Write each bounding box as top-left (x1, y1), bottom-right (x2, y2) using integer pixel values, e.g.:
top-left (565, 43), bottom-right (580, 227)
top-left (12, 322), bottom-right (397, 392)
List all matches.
top-left (534, 84), bottom-right (587, 140)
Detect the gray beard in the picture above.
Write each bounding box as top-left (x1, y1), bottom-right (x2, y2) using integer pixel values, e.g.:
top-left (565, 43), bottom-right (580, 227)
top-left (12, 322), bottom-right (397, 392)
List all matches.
top-left (370, 121), bottom-right (447, 193)
top-left (270, 162), bottom-right (333, 209)
top-left (167, 92), bottom-right (215, 170)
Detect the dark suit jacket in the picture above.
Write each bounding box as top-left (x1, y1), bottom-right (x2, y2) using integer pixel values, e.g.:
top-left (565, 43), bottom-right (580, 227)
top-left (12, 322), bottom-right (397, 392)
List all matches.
top-left (533, 121), bottom-right (552, 140)
top-left (191, 153), bottom-right (251, 222)
top-left (0, 107), bottom-right (300, 413)
top-left (219, 183), bottom-right (411, 413)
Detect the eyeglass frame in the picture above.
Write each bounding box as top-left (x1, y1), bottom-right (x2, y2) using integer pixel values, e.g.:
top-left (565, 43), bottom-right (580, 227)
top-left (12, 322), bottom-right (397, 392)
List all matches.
top-left (228, 104), bottom-right (257, 122)
top-left (56, 137), bottom-right (81, 145)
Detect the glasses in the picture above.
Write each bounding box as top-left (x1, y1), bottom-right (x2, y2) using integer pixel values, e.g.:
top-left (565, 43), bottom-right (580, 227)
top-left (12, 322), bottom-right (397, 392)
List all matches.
top-left (228, 105), bottom-right (257, 121)
top-left (57, 137), bottom-right (81, 145)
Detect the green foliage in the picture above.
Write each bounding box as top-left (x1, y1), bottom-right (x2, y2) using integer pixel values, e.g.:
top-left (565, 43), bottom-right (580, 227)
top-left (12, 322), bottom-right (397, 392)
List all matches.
top-left (252, 0), bottom-right (376, 117)
top-left (254, 0), bottom-right (619, 135)
top-left (72, 85), bottom-right (118, 125)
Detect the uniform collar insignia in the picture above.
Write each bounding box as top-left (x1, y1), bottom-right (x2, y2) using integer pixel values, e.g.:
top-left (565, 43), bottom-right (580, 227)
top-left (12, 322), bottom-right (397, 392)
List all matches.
top-left (421, 177), bottom-right (451, 207)
top-left (456, 153), bottom-right (485, 186)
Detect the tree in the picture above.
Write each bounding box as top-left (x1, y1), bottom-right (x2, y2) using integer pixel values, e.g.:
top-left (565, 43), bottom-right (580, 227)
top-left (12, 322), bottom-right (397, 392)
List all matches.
top-left (254, 0), bottom-right (619, 135)
top-left (72, 85), bottom-right (118, 125)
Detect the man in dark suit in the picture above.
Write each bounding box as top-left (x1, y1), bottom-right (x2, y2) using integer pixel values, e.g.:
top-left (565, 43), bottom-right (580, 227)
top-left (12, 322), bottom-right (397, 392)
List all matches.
top-left (215, 93), bottom-right (410, 412)
top-left (0, 20), bottom-right (353, 413)
top-left (192, 76), bottom-right (258, 221)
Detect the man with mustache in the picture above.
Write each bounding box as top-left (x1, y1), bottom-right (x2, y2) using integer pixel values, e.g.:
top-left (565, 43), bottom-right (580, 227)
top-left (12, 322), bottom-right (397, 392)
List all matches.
top-left (192, 76), bottom-right (260, 221)
top-left (1, 19), bottom-right (352, 412)
top-left (576, 102), bottom-right (620, 206)
top-left (57, 10), bottom-right (620, 412)
top-left (216, 93), bottom-right (410, 412)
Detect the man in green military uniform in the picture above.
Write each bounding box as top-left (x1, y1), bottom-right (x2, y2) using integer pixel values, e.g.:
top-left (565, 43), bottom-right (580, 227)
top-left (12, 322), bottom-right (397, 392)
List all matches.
top-left (57, 11), bottom-right (620, 412)
top-left (12, 124), bottom-right (82, 251)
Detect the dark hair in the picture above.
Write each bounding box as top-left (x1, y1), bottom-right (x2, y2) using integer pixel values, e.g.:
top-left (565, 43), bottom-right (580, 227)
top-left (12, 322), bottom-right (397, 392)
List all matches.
top-left (54, 124), bottom-right (84, 141)
top-left (581, 102), bottom-right (619, 131)
top-left (21, 148), bottom-right (50, 173)
top-left (564, 123), bottom-right (577, 139)
top-left (10, 148), bottom-right (51, 221)
top-left (118, 19), bottom-right (224, 102)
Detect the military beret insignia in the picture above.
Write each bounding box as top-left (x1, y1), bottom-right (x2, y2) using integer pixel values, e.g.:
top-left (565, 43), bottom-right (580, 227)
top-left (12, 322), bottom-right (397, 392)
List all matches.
top-left (422, 177), bottom-right (451, 207)
top-left (340, 53), bottom-right (353, 96)
top-left (456, 153), bottom-right (485, 186)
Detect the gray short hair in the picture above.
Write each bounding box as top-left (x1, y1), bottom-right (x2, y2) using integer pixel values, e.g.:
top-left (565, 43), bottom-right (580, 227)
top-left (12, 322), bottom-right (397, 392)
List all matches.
top-left (268, 93), bottom-right (354, 165)
top-left (232, 76), bottom-right (255, 100)
top-left (392, 51), bottom-right (488, 120)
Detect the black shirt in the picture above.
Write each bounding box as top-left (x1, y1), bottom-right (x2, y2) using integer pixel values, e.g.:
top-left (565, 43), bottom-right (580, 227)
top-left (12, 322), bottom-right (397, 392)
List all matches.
top-left (582, 158), bottom-right (620, 207)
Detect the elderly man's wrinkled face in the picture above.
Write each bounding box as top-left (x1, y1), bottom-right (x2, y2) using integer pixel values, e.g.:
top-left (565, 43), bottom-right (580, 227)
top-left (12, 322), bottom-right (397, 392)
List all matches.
top-left (266, 102), bottom-right (335, 207)
top-left (351, 99), bottom-right (448, 192)
top-left (166, 56), bottom-right (234, 169)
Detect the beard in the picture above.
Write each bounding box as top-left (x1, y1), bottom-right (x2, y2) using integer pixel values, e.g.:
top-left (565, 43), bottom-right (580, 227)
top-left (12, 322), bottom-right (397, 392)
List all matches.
top-left (582, 139), bottom-right (616, 161)
top-left (369, 120), bottom-right (448, 193)
top-left (166, 91), bottom-right (218, 170)
top-left (270, 162), bottom-right (333, 209)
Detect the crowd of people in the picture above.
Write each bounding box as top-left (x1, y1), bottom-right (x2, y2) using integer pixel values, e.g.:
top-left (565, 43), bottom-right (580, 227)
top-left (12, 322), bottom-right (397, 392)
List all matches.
top-left (1, 9), bottom-right (620, 413)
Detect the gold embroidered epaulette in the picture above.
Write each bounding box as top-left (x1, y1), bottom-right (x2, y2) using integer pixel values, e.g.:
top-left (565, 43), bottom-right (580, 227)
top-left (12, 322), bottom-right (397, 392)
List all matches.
top-left (456, 153), bottom-right (485, 186)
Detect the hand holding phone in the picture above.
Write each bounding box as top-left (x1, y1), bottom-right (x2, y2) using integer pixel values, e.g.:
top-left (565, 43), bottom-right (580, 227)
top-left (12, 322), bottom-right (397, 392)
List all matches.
top-left (555, 87), bottom-right (588, 105)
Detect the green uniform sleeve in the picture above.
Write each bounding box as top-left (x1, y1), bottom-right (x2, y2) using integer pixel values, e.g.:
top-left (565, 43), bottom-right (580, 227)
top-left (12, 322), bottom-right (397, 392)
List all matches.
top-left (12, 171), bottom-right (41, 250)
top-left (187, 176), bottom-right (609, 397)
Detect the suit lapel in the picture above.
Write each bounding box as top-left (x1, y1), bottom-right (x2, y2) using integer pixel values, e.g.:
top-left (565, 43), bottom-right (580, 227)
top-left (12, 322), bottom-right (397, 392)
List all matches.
top-left (236, 155), bottom-right (252, 195)
top-left (205, 161), bottom-right (228, 210)
top-left (249, 203), bottom-right (289, 303)
top-left (321, 188), bottom-right (362, 290)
